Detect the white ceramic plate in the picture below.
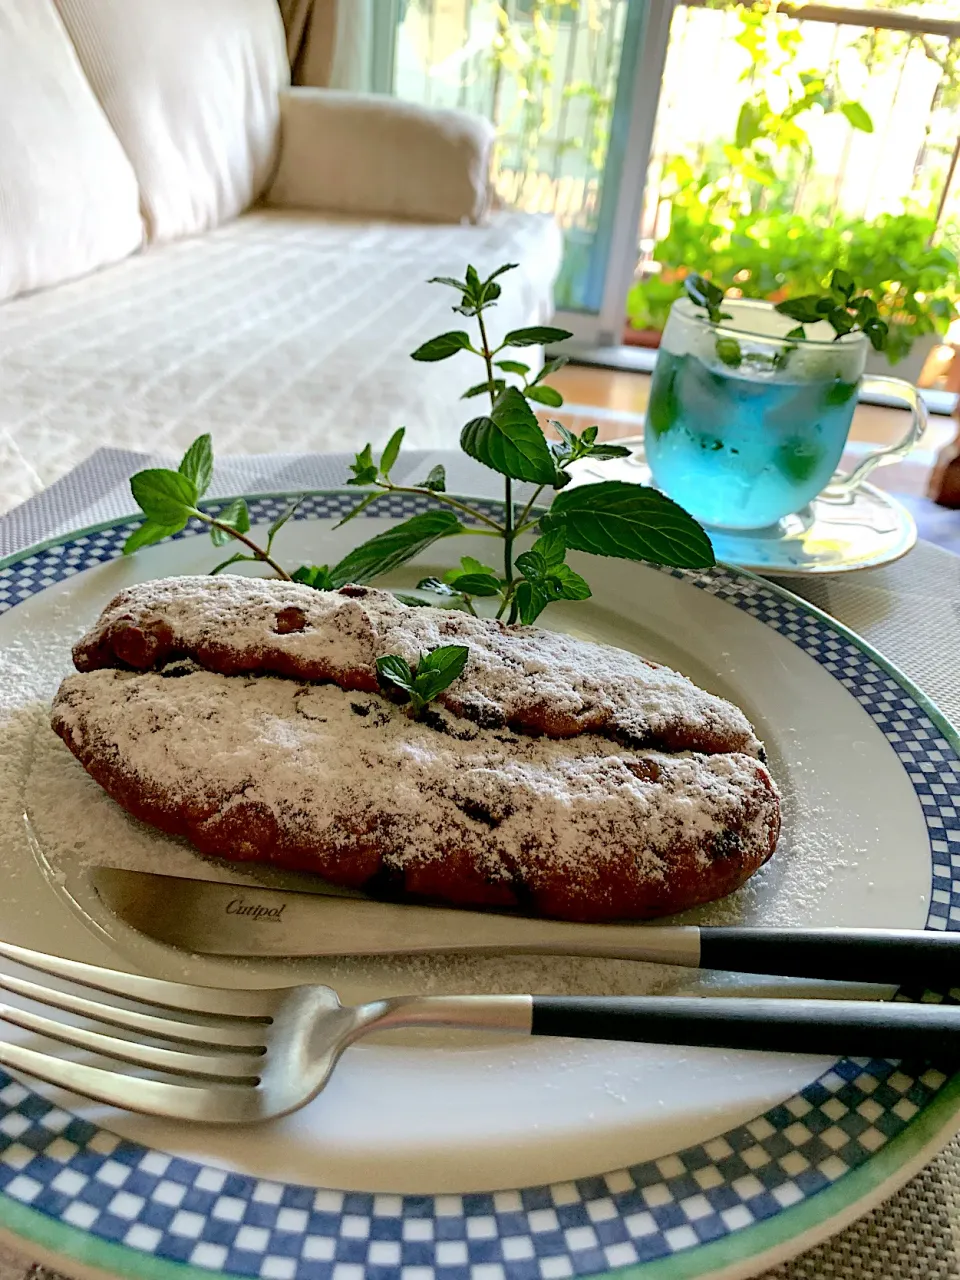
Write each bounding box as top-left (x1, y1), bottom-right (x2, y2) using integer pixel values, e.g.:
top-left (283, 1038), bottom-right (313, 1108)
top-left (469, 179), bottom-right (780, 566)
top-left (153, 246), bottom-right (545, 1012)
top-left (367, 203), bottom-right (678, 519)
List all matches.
top-left (0, 489), bottom-right (955, 1280)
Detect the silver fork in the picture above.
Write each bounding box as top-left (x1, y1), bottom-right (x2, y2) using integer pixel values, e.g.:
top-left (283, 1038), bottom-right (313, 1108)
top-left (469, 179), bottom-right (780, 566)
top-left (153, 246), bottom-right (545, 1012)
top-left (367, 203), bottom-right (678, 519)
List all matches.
top-left (0, 938), bottom-right (959, 1125)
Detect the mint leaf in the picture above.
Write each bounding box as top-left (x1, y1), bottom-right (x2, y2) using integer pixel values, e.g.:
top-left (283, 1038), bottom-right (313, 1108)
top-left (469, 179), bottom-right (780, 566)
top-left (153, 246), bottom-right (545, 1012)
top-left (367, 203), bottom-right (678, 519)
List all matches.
top-left (329, 511), bottom-right (464, 587)
top-left (452, 555), bottom-right (497, 578)
top-left (417, 577), bottom-right (459, 596)
top-left (548, 563), bottom-right (591, 601)
top-left (716, 338), bottom-right (742, 368)
top-left (418, 465), bottom-right (446, 492)
top-left (347, 444), bottom-right (377, 487)
top-left (529, 529), bottom-right (565, 568)
top-left (587, 444), bottom-right (632, 460)
top-left (525, 384), bottom-right (563, 407)
top-left (178, 435), bottom-right (214, 498)
top-left (267, 498), bottom-right (302, 543)
top-left (542, 480), bottom-right (715, 569)
top-left (333, 492), bottom-right (381, 529)
top-left (775, 296), bottom-right (824, 325)
top-left (514, 549), bottom-right (548, 581)
top-left (210, 497), bottom-right (250, 547)
top-left (462, 379), bottom-right (506, 400)
top-left (210, 552), bottom-right (249, 575)
top-left (380, 427), bottom-right (405, 477)
top-left (582, 426), bottom-right (598, 444)
top-left (446, 573), bottom-right (500, 597)
top-left (411, 331), bottom-right (473, 362)
top-left (503, 326), bottom-right (574, 347)
top-left (428, 275), bottom-right (468, 292)
top-left (485, 263), bottom-right (519, 285)
top-left (495, 359), bottom-right (530, 376)
top-left (122, 518), bottom-right (185, 555)
top-left (376, 654), bottom-right (416, 694)
top-left (392, 593), bottom-right (435, 608)
top-left (514, 580), bottom-right (550, 625)
top-left (534, 356), bottom-right (569, 384)
top-left (460, 388), bottom-right (558, 485)
top-left (292, 565), bottom-right (334, 590)
top-left (415, 644), bottom-right (469, 701)
top-left (130, 469), bottom-right (197, 523)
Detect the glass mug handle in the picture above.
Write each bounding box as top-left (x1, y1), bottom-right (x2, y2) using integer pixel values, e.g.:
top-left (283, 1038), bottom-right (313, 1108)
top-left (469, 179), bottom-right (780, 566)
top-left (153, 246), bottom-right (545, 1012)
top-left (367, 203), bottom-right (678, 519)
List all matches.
top-left (824, 375), bottom-right (928, 500)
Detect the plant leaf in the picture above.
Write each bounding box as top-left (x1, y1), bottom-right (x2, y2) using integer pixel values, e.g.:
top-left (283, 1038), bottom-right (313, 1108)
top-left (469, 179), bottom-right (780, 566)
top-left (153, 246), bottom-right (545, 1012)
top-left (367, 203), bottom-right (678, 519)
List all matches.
top-left (462, 379), bottom-right (506, 400)
top-left (514, 580), bottom-right (550, 625)
top-left (495, 359), bottom-right (530, 376)
top-left (418, 465), bottom-right (447, 492)
top-left (841, 101), bottom-right (873, 133)
top-left (329, 511), bottom-right (464, 587)
top-left (130, 469), bottom-right (197, 523)
top-left (515, 549), bottom-right (548, 581)
top-left (541, 480), bottom-right (715, 569)
top-left (415, 644), bottom-right (470, 701)
top-left (347, 444), bottom-right (377, 487)
top-left (122, 518), bottom-right (186, 555)
top-left (447, 573), bottom-right (501, 597)
top-left (525, 384), bottom-right (564, 407)
top-left (455, 555), bottom-right (497, 577)
top-left (533, 355), bottom-right (569, 385)
top-left (785, 325), bottom-right (807, 340)
top-left (333, 492), bottom-right (381, 529)
top-left (380, 428), bottom-right (405, 477)
top-left (376, 654), bottom-right (415, 694)
top-left (548, 563), bottom-right (592, 601)
top-left (178, 435), bottom-right (214, 498)
top-left (774, 295), bottom-right (824, 324)
top-left (503, 326), bottom-right (574, 347)
top-left (460, 388), bottom-right (558, 484)
top-left (267, 498), bottom-right (302, 543)
top-left (428, 276), bottom-right (467, 291)
top-left (485, 263), bottom-right (519, 285)
top-left (530, 529), bottom-right (566, 568)
top-left (392, 593), bottom-right (436, 608)
top-left (292, 564), bottom-right (334, 590)
top-left (417, 577), bottom-right (459, 596)
top-left (210, 552), bottom-right (250, 575)
top-left (210, 497), bottom-right (250, 547)
top-left (715, 337), bottom-right (743, 367)
top-left (410, 331), bottom-right (473, 362)
top-left (587, 444), bottom-right (632, 460)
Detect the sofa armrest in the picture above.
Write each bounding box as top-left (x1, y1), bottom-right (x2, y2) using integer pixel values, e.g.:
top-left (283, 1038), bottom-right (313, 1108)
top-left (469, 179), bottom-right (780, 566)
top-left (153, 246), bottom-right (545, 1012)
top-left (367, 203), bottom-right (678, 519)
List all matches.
top-left (266, 88), bottom-right (495, 223)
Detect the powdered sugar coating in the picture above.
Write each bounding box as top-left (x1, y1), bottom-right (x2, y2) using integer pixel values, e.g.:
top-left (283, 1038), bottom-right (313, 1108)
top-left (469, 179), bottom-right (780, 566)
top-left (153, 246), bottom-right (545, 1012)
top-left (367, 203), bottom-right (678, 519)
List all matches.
top-left (51, 668), bottom-right (779, 922)
top-left (72, 576), bottom-right (764, 756)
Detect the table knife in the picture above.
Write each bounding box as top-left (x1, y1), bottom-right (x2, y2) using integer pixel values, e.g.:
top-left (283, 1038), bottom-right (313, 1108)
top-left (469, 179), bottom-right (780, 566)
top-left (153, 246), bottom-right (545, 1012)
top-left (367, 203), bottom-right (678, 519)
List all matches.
top-left (91, 867), bottom-right (958, 985)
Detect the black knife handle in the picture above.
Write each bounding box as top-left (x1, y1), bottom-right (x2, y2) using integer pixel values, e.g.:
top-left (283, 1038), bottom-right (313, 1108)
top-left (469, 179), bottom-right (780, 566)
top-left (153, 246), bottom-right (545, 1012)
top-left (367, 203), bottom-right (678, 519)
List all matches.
top-left (531, 995), bottom-right (960, 1059)
top-left (698, 928), bottom-right (957, 986)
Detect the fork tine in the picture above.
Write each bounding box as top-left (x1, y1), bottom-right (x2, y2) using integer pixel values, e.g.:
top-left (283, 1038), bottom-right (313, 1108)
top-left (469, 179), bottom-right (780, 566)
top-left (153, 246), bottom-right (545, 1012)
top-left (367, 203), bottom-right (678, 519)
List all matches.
top-left (0, 1040), bottom-right (266, 1124)
top-left (0, 938), bottom-right (271, 1018)
top-left (0, 1003), bottom-right (262, 1081)
top-left (0, 971), bottom-right (267, 1049)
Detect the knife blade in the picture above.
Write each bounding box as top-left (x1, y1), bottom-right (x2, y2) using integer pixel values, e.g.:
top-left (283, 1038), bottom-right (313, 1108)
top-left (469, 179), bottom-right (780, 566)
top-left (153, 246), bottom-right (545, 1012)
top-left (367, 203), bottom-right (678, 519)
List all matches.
top-left (90, 867), bottom-right (960, 986)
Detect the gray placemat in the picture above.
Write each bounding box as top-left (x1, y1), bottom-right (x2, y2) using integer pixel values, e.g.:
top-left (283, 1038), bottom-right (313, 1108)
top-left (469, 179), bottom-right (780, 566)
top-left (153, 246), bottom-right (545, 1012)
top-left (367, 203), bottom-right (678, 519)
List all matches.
top-left (1, 447), bottom-right (958, 1280)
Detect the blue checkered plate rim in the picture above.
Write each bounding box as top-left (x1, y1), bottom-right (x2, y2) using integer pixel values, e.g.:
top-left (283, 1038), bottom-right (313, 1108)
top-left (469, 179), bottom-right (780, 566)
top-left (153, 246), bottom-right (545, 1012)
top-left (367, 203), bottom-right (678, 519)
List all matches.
top-left (0, 488), bottom-right (958, 1280)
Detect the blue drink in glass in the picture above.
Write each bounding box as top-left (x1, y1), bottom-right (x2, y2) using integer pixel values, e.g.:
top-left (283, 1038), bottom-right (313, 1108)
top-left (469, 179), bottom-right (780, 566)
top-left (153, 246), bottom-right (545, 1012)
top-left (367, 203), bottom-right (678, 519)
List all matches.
top-left (645, 299), bottom-right (867, 531)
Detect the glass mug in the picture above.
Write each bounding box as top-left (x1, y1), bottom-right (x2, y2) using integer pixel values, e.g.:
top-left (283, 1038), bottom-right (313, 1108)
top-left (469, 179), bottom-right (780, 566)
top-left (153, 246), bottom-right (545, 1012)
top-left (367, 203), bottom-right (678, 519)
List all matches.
top-left (644, 297), bottom-right (927, 531)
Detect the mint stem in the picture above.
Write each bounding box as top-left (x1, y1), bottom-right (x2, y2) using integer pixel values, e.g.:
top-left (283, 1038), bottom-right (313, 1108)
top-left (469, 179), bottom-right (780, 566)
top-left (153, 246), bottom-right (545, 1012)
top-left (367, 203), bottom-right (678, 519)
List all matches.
top-left (192, 511), bottom-right (292, 580)
top-left (476, 306), bottom-right (516, 620)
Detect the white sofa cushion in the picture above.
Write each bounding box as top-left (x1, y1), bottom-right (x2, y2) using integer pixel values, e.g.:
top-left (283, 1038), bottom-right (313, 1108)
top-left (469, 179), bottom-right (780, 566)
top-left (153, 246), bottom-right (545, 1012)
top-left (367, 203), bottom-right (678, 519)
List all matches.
top-left (0, 0), bottom-right (142, 303)
top-left (268, 90), bottom-right (494, 224)
top-left (0, 210), bottom-right (563, 510)
top-left (53, 0), bottom-right (290, 243)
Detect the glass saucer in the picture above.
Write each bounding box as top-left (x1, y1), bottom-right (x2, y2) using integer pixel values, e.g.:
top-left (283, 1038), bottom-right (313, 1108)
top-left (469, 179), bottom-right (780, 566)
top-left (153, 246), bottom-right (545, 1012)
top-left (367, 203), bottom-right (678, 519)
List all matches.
top-left (568, 439), bottom-right (917, 576)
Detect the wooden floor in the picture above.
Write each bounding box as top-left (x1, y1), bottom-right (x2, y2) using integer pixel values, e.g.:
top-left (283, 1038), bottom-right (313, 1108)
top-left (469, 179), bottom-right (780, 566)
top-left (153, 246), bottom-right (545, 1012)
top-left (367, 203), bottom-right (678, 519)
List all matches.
top-left (545, 364), bottom-right (955, 498)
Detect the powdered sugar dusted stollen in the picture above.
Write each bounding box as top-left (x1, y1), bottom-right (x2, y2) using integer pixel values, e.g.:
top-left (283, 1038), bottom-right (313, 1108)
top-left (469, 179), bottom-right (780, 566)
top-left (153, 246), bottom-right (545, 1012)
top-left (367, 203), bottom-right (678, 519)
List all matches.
top-left (72, 577), bottom-right (763, 757)
top-left (51, 668), bottom-right (780, 922)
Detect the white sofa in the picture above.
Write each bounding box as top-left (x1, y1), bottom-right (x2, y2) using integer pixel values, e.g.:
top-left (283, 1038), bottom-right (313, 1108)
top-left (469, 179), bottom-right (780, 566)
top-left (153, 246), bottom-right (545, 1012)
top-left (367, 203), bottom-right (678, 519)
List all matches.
top-left (0, 0), bottom-right (563, 513)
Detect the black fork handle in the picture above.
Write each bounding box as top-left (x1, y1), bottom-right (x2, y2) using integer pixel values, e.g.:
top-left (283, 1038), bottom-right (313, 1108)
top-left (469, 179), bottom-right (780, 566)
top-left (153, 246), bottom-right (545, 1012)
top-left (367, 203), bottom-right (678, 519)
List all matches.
top-left (531, 995), bottom-right (960, 1059)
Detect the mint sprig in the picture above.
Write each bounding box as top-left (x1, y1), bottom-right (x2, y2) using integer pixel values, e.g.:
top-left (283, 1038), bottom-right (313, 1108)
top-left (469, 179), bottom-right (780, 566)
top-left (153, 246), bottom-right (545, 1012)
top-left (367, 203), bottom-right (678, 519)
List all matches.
top-left (122, 261), bottom-right (714, 625)
top-left (376, 645), bottom-right (470, 718)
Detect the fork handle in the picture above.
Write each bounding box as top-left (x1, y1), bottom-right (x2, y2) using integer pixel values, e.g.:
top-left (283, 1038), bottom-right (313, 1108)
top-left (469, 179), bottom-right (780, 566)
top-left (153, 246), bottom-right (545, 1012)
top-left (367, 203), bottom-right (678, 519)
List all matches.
top-left (531, 996), bottom-right (960, 1059)
top-left (698, 927), bottom-right (960, 986)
